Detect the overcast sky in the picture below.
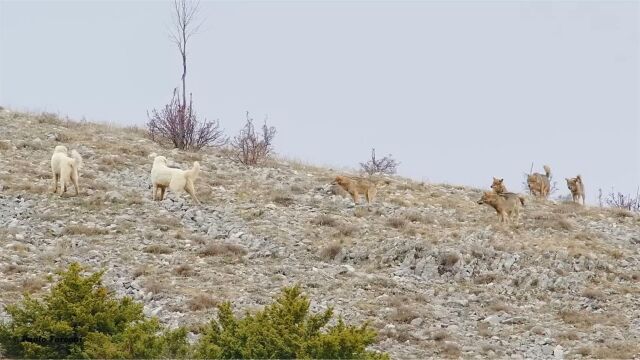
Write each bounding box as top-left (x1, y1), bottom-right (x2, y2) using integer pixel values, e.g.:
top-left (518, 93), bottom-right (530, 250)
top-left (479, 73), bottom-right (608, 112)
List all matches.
top-left (1, 1), bottom-right (638, 203)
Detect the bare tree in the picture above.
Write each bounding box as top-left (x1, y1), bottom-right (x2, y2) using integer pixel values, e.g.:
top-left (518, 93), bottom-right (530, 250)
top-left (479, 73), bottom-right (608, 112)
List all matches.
top-left (147, 0), bottom-right (225, 151)
top-left (229, 112), bottom-right (277, 166)
top-left (360, 148), bottom-right (399, 175)
top-left (170, 0), bottom-right (202, 111)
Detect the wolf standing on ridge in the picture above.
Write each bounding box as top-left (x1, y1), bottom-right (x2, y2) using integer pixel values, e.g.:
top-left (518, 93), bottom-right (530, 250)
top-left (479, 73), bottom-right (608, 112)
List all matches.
top-left (527, 165), bottom-right (551, 199)
top-left (566, 175), bottom-right (585, 205)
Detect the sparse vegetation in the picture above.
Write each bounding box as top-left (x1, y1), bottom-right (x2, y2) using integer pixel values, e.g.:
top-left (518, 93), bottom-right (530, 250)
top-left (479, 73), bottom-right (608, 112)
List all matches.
top-left (229, 112), bottom-right (276, 166)
top-left (311, 214), bottom-right (338, 227)
top-left (360, 148), bottom-right (399, 175)
top-left (199, 242), bottom-right (247, 258)
top-left (319, 243), bottom-right (342, 261)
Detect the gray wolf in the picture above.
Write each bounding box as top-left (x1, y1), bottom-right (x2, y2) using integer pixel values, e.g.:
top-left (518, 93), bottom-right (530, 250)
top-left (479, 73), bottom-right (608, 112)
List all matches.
top-left (150, 156), bottom-right (200, 204)
top-left (50, 145), bottom-right (83, 196)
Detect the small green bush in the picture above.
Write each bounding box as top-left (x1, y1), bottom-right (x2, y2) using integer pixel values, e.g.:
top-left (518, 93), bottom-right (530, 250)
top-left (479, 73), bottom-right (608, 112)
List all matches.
top-left (0, 263), bottom-right (188, 359)
top-left (0, 264), bottom-right (387, 359)
top-left (194, 286), bottom-right (388, 359)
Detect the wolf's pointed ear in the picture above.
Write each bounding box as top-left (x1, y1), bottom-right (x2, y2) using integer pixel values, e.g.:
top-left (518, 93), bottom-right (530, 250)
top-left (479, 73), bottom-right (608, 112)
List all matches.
top-left (499, 178), bottom-right (503, 183)
top-left (565, 178), bottom-right (570, 181)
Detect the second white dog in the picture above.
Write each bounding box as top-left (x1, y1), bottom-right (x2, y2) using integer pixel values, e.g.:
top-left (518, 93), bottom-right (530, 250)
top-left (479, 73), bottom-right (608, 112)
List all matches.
top-left (50, 145), bottom-right (83, 196)
top-left (150, 156), bottom-right (200, 204)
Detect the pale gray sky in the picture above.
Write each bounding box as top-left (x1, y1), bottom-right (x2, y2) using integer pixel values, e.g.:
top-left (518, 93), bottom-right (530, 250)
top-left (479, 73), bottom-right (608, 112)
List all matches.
top-left (1, 1), bottom-right (638, 203)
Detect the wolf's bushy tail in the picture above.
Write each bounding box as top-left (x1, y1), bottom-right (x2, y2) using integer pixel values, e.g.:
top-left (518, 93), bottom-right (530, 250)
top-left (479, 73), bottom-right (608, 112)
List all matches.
top-left (70, 149), bottom-right (83, 169)
top-left (543, 165), bottom-right (551, 178)
top-left (185, 161), bottom-right (200, 181)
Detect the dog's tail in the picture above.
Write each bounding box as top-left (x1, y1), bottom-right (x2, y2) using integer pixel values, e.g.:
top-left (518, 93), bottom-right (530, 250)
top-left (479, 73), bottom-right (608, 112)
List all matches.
top-left (70, 149), bottom-right (83, 169)
top-left (185, 161), bottom-right (200, 181)
top-left (519, 196), bottom-right (525, 207)
top-left (543, 165), bottom-right (551, 178)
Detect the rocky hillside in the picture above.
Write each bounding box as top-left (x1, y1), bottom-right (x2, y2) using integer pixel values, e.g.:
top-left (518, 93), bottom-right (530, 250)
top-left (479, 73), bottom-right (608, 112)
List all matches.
top-left (1, 110), bottom-right (639, 359)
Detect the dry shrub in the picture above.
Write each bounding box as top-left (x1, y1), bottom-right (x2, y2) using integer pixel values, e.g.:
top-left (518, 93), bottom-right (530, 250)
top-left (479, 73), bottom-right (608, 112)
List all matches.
top-left (319, 243), bottom-right (342, 261)
top-left (488, 301), bottom-right (513, 314)
top-left (389, 305), bottom-right (419, 324)
top-left (336, 224), bottom-right (358, 237)
top-left (229, 112), bottom-right (276, 165)
top-left (143, 244), bottom-right (173, 255)
top-left (592, 342), bottom-right (639, 359)
top-left (556, 331), bottom-right (579, 341)
top-left (474, 272), bottom-right (500, 285)
top-left (144, 278), bottom-right (166, 294)
top-left (199, 242), bottom-right (247, 257)
top-left (133, 265), bottom-right (149, 278)
top-left (541, 217), bottom-right (574, 231)
top-left (63, 225), bottom-right (108, 236)
top-left (404, 211), bottom-right (423, 223)
top-left (360, 148), bottom-right (399, 175)
top-left (22, 277), bottom-right (46, 293)
top-left (432, 330), bottom-right (449, 341)
top-left (387, 217), bottom-right (407, 229)
top-left (272, 192), bottom-right (294, 207)
top-left (311, 214), bottom-right (338, 227)
top-left (36, 112), bottom-right (63, 125)
top-left (440, 342), bottom-right (461, 358)
top-left (582, 287), bottom-right (605, 300)
top-left (477, 322), bottom-right (491, 337)
top-left (0, 140), bottom-right (11, 150)
top-left (174, 264), bottom-right (196, 277)
top-left (3, 264), bottom-right (26, 274)
top-left (147, 88), bottom-right (226, 151)
top-left (558, 309), bottom-right (624, 329)
top-left (187, 293), bottom-right (218, 311)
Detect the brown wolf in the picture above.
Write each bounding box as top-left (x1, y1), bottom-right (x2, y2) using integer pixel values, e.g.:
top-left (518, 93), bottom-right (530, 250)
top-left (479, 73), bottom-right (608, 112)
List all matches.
top-left (477, 191), bottom-right (525, 223)
top-left (566, 175), bottom-right (585, 205)
top-left (332, 175), bottom-right (377, 206)
top-left (491, 177), bottom-right (507, 194)
top-left (527, 165), bottom-right (551, 199)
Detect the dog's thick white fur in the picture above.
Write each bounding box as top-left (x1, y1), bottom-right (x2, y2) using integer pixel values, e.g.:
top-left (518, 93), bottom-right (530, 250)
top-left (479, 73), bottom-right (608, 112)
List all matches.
top-left (150, 156), bottom-right (200, 203)
top-left (50, 145), bottom-right (83, 196)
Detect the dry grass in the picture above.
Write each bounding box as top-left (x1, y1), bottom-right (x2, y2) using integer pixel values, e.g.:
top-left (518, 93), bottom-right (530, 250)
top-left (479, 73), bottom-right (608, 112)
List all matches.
top-left (389, 305), bottom-right (419, 324)
top-left (319, 243), bottom-right (342, 260)
top-left (336, 224), bottom-right (358, 237)
top-left (311, 214), bottom-right (338, 227)
top-left (432, 329), bottom-right (449, 341)
top-left (174, 264), bottom-right (196, 277)
top-left (404, 211), bottom-right (423, 223)
top-left (487, 301), bottom-right (514, 314)
top-left (272, 192), bottom-right (295, 206)
top-left (541, 217), bottom-right (574, 231)
top-left (199, 242), bottom-right (247, 257)
top-left (591, 341), bottom-right (639, 359)
top-left (187, 293), bottom-right (218, 311)
top-left (143, 244), bottom-right (173, 255)
top-left (144, 279), bottom-right (167, 295)
top-left (0, 140), bottom-right (11, 150)
top-left (440, 341), bottom-right (461, 358)
top-left (3, 264), bottom-right (26, 274)
top-left (133, 265), bottom-right (150, 278)
top-left (477, 322), bottom-right (491, 337)
top-left (64, 225), bottom-right (109, 236)
top-left (582, 287), bottom-right (605, 300)
top-left (22, 277), bottom-right (46, 293)
top-left (558, 309), bottom-right (625, 329)
top-left (387, 217), bottom-right (407, 229)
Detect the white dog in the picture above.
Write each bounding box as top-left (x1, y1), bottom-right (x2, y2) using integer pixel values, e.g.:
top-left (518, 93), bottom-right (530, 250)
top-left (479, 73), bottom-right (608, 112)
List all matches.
top-left (50, 145), bottom-right (83, 196)
top-left (150, 156), bottom-right (200, 203)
